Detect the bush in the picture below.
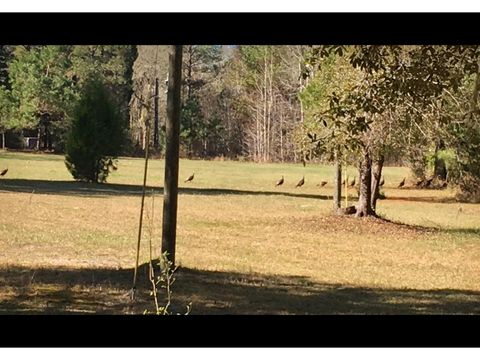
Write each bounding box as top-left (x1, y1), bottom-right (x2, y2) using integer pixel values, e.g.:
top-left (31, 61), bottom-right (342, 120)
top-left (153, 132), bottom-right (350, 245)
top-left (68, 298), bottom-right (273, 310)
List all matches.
top-left (65, 79), bottom-right (125, 182)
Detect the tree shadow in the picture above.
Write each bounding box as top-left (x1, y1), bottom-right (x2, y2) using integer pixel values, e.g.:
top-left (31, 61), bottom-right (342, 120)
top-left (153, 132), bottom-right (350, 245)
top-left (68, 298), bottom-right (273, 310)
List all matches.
top-left (1, 179), bottom-right (467, 204)
top-left (0, 178), bottom-right (329, 200)
top-left (384, 195), bottom-right (458, 204)
top-left (1, 264), bottom-right (479, 315)
top-left (377, 216), bottom-right (480, 235)
top-left (0, 178), bottom-right (160, 198)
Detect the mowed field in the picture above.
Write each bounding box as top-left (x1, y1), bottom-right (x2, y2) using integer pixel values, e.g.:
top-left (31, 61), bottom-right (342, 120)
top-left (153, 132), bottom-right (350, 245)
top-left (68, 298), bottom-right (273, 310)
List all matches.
top-left (0, 151), bottom-right (479, 314)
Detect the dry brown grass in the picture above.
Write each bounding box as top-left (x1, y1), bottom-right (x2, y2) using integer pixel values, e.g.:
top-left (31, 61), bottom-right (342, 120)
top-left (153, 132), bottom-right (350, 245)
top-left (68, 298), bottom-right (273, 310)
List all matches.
top-left (0, 151), bottom-right (479, 314)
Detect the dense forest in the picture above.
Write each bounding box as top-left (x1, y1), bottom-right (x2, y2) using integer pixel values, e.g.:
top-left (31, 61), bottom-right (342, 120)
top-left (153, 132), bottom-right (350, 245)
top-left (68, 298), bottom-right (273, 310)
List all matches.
top-left (1, 45), bottom-right (480, 202)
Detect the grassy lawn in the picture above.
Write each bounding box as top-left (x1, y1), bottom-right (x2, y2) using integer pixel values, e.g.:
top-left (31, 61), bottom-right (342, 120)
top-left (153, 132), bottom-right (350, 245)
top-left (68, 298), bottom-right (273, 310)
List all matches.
top-left (0, 150), bottom-right (479, 314)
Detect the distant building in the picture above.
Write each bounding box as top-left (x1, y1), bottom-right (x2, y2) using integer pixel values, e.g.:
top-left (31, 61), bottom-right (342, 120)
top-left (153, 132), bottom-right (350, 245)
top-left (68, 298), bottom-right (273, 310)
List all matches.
top-left (24, 137), bottom-right (39, 150)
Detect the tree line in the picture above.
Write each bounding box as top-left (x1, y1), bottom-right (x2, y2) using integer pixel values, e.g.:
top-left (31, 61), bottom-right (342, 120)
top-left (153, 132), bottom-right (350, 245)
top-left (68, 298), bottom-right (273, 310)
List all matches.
top-left (1, 45), bottom-right (479, 205)
top-left (0, 45), bottom-right (136, 152)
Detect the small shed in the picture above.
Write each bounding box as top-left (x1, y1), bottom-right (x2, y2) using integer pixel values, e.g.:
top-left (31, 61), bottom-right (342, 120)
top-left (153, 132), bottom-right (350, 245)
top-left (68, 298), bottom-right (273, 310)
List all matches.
top-left (24, 137), bottom-right (39, 150)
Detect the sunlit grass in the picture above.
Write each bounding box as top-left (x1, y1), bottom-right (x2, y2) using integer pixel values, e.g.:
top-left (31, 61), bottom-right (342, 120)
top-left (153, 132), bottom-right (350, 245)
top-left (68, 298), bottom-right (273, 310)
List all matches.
top-left (0, 151), bottom-right (479, 314)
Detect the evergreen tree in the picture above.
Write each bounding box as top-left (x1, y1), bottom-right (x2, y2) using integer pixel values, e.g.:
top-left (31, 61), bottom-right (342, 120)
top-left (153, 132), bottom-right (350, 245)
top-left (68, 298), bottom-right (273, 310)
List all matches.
top-left (65, 79), bottom-right (125, 183)
top-left (8, 45), bottom-right (76, 150)
top-left (71, 45), bottom-right (137, 116)
top-left (0, 45), bottom-right (14, 89)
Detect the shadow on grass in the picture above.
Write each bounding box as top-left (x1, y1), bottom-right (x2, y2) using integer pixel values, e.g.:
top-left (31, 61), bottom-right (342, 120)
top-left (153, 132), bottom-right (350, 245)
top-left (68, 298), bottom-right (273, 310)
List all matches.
top-left (0, 178), bottom-right (464, 205)
top-left (378, 216), bottom-right (480, 235)
top-left (384, 195), bottom-right (458, 204)
top-left (1, 264), bottom-right (479, 315)
top-left (0, 178), bottom-right (330, 201)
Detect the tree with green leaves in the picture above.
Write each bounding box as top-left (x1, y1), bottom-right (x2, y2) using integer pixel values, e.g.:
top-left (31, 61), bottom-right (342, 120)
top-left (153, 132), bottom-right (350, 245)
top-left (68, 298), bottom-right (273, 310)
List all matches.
top-left (181, 45), bottom-right (223, 157)
top-left (6, 45), bottom-right (136, 152)
top-left (8, 45), bottom-right (76, 150)
top-left (0, 45), bottom-right (14, 89)
top-left (0, 86), bottom-right (15, 148)
top-left (129, 46), bottom-right (170, 153)
top-left (65, 79), bottom-right (125, 183)
top-left (229, 45), bottom-right (304, 162)
top-left (303, 45), bottom-right (480, 214)
top-left (71, 45), bottom-right (136, 111)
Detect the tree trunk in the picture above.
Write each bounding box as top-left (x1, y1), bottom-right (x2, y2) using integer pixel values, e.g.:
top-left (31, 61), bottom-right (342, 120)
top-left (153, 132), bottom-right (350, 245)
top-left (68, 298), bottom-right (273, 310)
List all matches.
top-left (255, 108), bottom-right (260, 161)
top-left (153, 77), bottom-right (159, 150)
top-left (471, 59), bottom-right (480, 113)
top-left (263, 53), bottom-right (267, 162)
top-left (333, 153), bottom-right (342, 214)
top-left (1, 131), bottom-right (5, 149)
top-left (280, 108), bottom-right (284, 162)
top-left (186, 46), bottom-right (193, 157)
top-left (161, 45), bottom-right (183, 266)
top-left (433, 144), bottom-right (447, 181)
top-left (142, 125), bottom-right (146, 151)
top-left (356, 151), bottom-right (375, 217)
top-left (370, 154), bottom-right (384, 212)
top-left (267, 50), bottom-right (273, 162)
top-left (36, 127), bottom-right (41, 151)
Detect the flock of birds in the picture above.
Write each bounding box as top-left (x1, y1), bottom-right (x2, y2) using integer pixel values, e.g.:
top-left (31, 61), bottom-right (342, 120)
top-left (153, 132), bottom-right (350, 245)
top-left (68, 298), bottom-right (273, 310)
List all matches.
top-left (183, 170), bottom-right (445, 190)
top-left (272, 175), bottom-right (446, 189)
top-left (269, 173), bottom-right (392, 189)
top-left (0, 165), bottom-right (444, 190)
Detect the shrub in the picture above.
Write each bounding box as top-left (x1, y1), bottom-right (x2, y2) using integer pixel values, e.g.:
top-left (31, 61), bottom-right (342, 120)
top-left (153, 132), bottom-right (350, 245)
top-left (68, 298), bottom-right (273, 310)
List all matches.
top-left (65, 79), bottom-right (125, 182)
top-left (145, 252), bottom-right (192, 315)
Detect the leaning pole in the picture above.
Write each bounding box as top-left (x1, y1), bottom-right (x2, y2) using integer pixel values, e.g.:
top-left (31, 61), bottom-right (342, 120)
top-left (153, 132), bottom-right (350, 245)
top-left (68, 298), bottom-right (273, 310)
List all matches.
top-left (161, 45), bottom-right (183, 266)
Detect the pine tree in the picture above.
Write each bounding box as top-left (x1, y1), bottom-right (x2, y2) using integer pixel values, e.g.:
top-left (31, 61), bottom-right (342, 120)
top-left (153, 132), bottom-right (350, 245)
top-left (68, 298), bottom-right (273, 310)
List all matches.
top-left (65, 79), bottom-right (125, 183)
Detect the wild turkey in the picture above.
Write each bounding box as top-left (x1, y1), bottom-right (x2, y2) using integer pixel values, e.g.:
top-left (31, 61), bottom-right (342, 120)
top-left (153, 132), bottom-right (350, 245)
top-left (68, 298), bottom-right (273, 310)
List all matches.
top-left (379, 177), bottom-right (385, 186)
top-left (295, 176), bottom-right (305, 188)
top-left (398, 177), bottom-right (406, 188)
top-left (275, 176), bottom-right (284, 187)
top-left (107, 159), bottom-right (117, 171)
top-left (425, 177), bottom-right (433, 188)
top-left (184, 172), bottom-right (195, 183)
top-left (415, 179), bottom-right (424, 188)
top-left (318, 181), bottom-right (327, 187)
top-left (0, 168), bottom-right (7, 176)
top-left (349, 176), bottom-right (356, 187)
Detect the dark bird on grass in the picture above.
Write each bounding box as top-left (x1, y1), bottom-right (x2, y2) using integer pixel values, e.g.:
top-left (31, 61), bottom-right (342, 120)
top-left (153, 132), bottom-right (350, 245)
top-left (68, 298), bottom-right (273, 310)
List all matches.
top-left (107, 159), bottom-right (117, 171)
top-left (318, 181), bottom-right (328, 187)
top-left (415, 179), bottom-right (424, 187)
top-left (379, 177), bottom-right (385, 186)
top-left (349, 176), bottom-right (356, 187)
top-left (275, 176), bottom-right (284, 187)
top-left (398, 177), bottom-right (406, 188)
top-left (425, 177), bottom-right (433, 188)
top-left (296, 176), bottom-right (305, 188)
top-left (184, 172), bottom-right (195, 183)
top-left (0, 168), bottom-right (7, 176)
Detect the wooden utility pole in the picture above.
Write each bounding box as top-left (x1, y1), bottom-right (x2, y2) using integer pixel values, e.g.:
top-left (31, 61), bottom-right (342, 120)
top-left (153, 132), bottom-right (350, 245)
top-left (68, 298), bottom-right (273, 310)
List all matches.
top-left (153, 77), bottom-right (160, 150)
top-left (161, 45), bottom-right (183, 266)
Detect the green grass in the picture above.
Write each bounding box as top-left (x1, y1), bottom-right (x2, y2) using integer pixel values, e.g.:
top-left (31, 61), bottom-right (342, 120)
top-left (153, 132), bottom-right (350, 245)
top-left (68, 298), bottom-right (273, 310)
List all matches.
top-left (0, 150), bottom-right (479, 314)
